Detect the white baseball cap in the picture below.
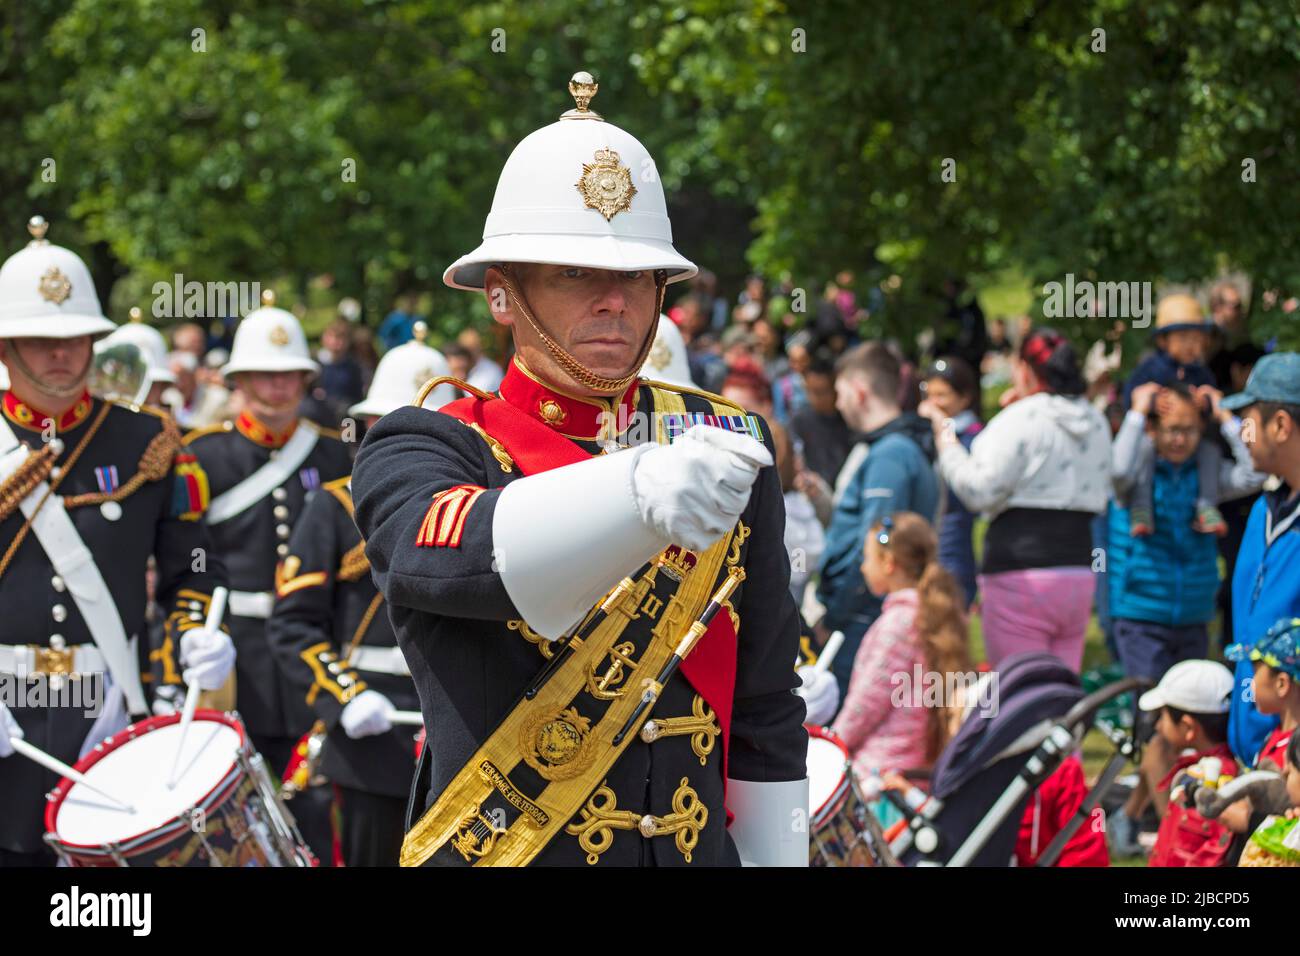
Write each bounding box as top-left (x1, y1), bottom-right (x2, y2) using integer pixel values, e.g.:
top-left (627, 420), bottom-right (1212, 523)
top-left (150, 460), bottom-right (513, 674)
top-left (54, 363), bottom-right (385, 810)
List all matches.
top-left (1138, 659), bottom-right (1234, 714)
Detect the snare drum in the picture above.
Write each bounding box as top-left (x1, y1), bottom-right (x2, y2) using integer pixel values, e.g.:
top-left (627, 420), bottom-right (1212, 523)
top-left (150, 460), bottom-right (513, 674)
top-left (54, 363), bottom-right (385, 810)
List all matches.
top-left (44, 710), bottom-right (316, 867)
top-left (806, 724), bottom-right (892, 867)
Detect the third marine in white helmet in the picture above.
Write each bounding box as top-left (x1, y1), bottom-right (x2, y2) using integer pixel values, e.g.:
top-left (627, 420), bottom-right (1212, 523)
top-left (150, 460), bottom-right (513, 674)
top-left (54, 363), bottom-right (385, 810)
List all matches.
top-left (349, 322), bottom-right (456, 420)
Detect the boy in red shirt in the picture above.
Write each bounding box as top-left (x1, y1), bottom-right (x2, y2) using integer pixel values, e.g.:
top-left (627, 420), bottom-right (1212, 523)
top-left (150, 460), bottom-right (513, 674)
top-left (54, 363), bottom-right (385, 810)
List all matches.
top-left (1140, 660), bottom-right (1241, 867)
top-left (1210, 618), bottom-right (1300, 840)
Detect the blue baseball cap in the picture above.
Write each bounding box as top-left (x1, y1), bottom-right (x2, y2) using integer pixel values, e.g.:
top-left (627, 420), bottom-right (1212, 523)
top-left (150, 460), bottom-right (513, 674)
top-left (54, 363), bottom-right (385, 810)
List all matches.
top-left (1221, 352), bottom-right (1300, 412)
top-left (1226, 617), bottom-right (1300, 681)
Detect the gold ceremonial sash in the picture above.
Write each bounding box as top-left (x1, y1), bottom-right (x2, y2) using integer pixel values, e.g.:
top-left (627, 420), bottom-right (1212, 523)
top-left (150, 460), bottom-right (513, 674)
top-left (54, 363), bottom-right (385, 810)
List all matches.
top-left (400, 530), bottom-right (734, 867)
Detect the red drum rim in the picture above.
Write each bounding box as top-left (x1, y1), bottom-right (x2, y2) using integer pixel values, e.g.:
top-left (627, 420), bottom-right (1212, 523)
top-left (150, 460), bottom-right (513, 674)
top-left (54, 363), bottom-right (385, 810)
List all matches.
top-left (805, 723), bottom-right (851, 821)
top-left (44, 709), bottom-right (248, 850)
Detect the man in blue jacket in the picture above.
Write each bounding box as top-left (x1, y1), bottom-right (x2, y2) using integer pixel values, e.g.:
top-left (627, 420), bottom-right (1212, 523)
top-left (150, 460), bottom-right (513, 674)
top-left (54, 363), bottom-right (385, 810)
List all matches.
top-left (1220, 353), bottom-right (1300, 762)
top-left (816, 342), bottom-right (938, 698)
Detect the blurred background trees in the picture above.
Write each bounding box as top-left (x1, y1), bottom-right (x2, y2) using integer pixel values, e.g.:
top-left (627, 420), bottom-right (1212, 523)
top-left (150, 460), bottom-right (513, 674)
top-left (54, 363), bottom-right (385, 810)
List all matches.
top-left (3, 0), bottom-right (1297, 350)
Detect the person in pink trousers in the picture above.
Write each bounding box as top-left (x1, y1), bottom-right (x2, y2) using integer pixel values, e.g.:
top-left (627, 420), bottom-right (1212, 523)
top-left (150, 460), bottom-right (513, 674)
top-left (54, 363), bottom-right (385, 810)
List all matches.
top-left (920, 328), bottom-right (1111, 671)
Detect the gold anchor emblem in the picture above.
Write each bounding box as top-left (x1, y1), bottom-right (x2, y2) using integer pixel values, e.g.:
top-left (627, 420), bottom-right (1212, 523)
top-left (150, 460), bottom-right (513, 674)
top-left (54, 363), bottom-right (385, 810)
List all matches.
top-left (586, 641), bottom-right (640, 699)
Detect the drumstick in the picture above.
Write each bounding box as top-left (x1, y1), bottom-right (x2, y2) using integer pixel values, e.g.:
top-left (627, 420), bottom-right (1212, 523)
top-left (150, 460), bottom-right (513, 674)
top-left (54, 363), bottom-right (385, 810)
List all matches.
top-left (9, 737), bottom-right (136, 814)
top-left (814, 631), bottom-right (844, 674)
top-left (386, 710), bottom-right (424, 726)
top-left (167, 586), bottom-right (228, 788)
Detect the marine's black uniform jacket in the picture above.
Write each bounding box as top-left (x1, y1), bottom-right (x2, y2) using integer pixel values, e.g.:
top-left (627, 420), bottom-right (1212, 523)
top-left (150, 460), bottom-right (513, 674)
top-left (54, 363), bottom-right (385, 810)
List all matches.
top-left (0, 391), bottom-right (226, 855)
top-left (184, 412), bottom-right (351, 740)
top-left (266, 476), bottom-right (420, 797)
top-left (351, 359), bottom-right (807, 867)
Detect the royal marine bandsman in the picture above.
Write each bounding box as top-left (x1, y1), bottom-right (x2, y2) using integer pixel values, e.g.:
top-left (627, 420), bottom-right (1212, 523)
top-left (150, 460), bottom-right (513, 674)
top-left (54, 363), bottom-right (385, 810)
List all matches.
top-left (267, 328), bottom-right (454, 866)
top-left (0, 217), bottom-right (234, 866)
top-left (183, 292), bottom-right (351, 773)
top-left (352, 73), bottom-right (809, 867)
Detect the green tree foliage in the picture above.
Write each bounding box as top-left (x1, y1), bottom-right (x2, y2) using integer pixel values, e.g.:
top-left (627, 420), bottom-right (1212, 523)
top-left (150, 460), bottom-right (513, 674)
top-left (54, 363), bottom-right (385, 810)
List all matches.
top-left (4, 0), bottom-right (1297, 353)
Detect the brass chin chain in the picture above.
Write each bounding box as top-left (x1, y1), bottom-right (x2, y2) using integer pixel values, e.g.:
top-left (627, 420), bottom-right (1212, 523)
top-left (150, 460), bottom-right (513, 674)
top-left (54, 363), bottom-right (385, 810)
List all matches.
top-left (8, 351), bottom-right (93, 401)
top-left (499, 265), bottom-right (667, 395)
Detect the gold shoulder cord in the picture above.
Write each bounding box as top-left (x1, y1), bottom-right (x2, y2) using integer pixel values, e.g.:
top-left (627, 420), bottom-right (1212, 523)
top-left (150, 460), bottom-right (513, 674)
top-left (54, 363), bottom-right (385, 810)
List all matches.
top-left (400, 525), bottom-right (735, 867)
top-left (0, 403), bottom-right (111, 582)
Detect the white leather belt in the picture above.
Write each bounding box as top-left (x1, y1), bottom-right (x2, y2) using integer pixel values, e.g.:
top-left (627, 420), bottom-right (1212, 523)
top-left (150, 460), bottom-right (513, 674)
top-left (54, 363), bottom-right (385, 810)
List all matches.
top-left (0, 643), bottom-right (106, 677)
top-left (348, 645), bottom-right (410, 676)
top-left (206, 424), bottom-right (319, 524)
top-left (229, 590), bottom-right (275, 619)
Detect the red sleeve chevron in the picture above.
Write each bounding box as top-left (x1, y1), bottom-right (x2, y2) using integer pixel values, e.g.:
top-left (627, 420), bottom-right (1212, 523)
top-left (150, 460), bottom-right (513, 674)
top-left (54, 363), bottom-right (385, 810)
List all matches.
top-left (416, 484), bottom-right (486, 548)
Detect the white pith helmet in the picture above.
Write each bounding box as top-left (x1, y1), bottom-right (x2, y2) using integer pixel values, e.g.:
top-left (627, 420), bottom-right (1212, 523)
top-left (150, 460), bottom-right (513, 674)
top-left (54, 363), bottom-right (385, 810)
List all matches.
top-left (0, 216), bottom-right (115, 340)
top-left (443, 71), bottom-right (697, 292)
top-left (221, 288), bottom-right (319, 378)
top-left (349, 321), bottom-right (456, 417)
top-left (638, 314), bottom-right (694, 388)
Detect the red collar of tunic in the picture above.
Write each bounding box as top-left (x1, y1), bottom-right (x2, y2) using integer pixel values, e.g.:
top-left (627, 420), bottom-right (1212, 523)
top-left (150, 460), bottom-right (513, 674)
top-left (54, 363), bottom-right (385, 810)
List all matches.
top-left (235, 409), bottom-right (298, 448)
top-left (496, 357), bottom-right (639, 442)
top-left (2, 389), bottom-right (94, 434)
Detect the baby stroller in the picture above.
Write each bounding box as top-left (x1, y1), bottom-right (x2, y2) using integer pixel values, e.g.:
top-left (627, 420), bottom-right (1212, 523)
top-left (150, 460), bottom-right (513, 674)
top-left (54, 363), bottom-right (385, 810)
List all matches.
top-left (808, 652), bottom-right (1149, 867)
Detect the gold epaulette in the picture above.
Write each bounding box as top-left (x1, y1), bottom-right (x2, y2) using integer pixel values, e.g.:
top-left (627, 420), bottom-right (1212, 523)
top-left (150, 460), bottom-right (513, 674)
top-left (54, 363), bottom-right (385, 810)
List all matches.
top-left (322, 476), bottom-right (370, 579)
top-left (181, 420), bottom-right (233, 445)
top-left (109, 398), bottom-right (163, 419)
top-left (639, 377), bottom-right (745, 413)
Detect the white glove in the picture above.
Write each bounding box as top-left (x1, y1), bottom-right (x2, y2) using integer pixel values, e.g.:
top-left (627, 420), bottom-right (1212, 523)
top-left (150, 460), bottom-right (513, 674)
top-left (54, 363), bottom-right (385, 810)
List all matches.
top-left (340, 690), bottom-right (393, 739)
top-left (151, 685), bottom-right (183, 717)
top-left (0, 701), bottom-right (23, 757)
top-left (180, 628), bottom-right (236, 691)
top-left (795, 665), bottom-right (840, 726)
top-left (632, 425), bottom-right (773, 552)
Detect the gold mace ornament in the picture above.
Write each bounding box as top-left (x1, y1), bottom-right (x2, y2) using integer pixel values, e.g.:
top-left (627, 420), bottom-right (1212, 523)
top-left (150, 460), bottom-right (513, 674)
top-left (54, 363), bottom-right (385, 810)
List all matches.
top-left (561, 71), bottom-right (602, 121)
